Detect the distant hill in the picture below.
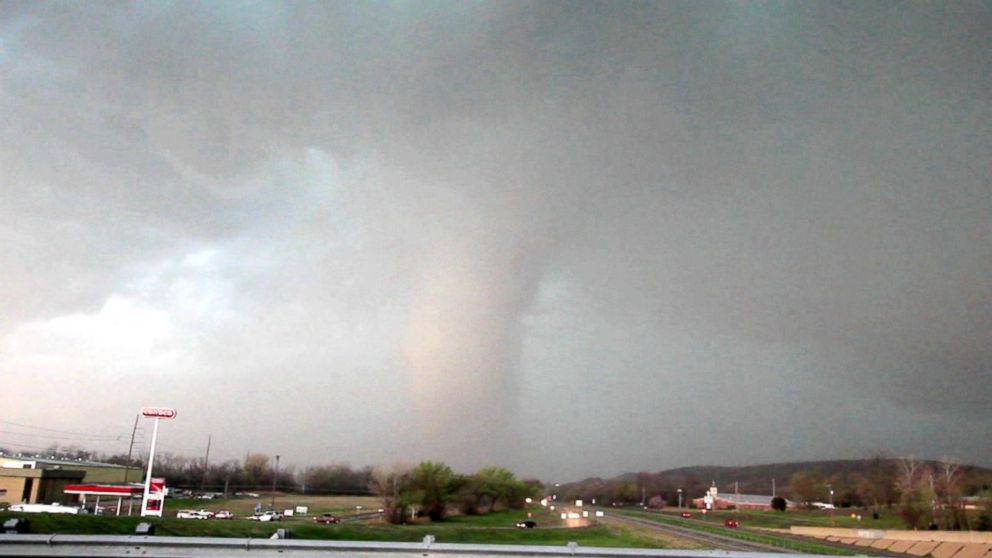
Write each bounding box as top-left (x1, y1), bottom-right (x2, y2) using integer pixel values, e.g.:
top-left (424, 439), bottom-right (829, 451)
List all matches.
top-left (557, 459), bottom-right (992, 506)
top-left (655, 460), bottom-right (878, 495)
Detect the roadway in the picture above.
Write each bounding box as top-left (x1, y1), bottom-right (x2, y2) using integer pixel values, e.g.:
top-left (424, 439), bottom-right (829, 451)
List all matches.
top-left (602, 513), bottom-right (786, 553)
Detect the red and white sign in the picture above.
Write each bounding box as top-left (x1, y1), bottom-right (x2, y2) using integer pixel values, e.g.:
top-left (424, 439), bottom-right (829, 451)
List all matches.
top-left (141, 407), bottom-right (177, 419)
top-left (142, 478), bottom-right (166, 516)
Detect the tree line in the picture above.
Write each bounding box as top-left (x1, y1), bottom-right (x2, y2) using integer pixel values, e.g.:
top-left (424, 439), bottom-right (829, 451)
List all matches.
top-left (557, 457), bottom-right (992, 531)
top-left (0, 444), bottom-right (376, 495)
top-left (370, 462), bottom-right (541, 523)
top-left (784, 457), bottom-right (985, 530)
top-left (2, 444), bottom-right (541, 524)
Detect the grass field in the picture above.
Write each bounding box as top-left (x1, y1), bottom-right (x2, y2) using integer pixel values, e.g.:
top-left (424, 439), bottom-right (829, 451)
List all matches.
top-left (164, 494), bottom-right (382, 517)
top-left (0, 505), bottom-right (661, 548)
top-left (5, 496), bottom-right (921, 550)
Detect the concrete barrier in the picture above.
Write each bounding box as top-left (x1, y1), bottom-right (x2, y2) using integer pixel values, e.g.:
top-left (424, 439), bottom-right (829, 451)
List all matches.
top-left (0, 535), bottom-right (807, 558)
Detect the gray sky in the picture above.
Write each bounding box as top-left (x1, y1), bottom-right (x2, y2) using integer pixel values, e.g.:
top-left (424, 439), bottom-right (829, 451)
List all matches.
top-left (1, 1), bottom-right (989, 480)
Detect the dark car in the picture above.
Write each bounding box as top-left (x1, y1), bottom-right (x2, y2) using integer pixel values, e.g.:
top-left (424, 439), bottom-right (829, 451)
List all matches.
top-left (515, 520), bottom-right (537, 529)
top-left (724, 519), bottom-right (739, 528)
top-left (314, 513), bottom-right (339, 524)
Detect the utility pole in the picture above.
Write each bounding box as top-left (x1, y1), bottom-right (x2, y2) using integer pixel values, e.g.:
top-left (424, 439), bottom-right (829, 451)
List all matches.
top-left (772, 478), bottom-right (776, 497)
top-left (271, 455), bottom-right (280, 509)
top-left (123, 414), bottom-right (140, 484)
top-left (200, 434), bottom-right (212, 491)
top-left (829, 485), bottom-right (835, 526)
top-left (735, 481), bottom-right (740, 513)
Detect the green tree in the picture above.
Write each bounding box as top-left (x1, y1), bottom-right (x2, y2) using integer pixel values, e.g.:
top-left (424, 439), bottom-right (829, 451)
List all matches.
top-left (476, 466), bottom-right (518, 512)
top-left (507, 478), bottom-right (539, 509)
top-left (456, 474), bottom-right (483, 515)
top-left (614, 483), bottom-right (638, 504)
top-left (406, 461), bottom-right (456, 521)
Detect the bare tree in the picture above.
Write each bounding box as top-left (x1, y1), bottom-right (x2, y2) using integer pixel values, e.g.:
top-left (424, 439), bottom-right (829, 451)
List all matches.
top-left (897, 457), bottom-right (934, 529)
top-left (369, 464), bottom-right (410, 524)
top-left (897, 456), bottom-right (922, 495)
top-left (242, 453), bottom-right (271, 489)
top-left (939, 457), bottom-right (965, 529)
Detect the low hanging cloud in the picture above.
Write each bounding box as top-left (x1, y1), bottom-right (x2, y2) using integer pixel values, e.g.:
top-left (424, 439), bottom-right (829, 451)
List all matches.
top-left (1, 2), bottom-right (989, 478)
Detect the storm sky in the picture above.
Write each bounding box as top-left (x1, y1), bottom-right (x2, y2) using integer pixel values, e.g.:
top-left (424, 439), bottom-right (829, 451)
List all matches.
top-left (1, 1), bottom-right (989, 480)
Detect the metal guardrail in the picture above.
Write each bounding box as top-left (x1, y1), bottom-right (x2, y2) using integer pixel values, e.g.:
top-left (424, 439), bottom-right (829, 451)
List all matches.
top-left (0, 534), bottom-right (827, 558)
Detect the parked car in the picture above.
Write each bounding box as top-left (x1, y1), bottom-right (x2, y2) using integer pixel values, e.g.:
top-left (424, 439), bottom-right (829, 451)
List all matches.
top-left (314, 513), bottom-right (338, 524)
top-left (213, 510), bottom-right (234, 519)
top-left (177, 509), bottom-right (214, 519)
top-left (248, 511), bottom-right (283, 522)
top-left (724, 519), bottom-right (739, 528)
top-left (680, 512), bottom-right (692, 518)
top-left (515, 520), bottom-right (537, 529)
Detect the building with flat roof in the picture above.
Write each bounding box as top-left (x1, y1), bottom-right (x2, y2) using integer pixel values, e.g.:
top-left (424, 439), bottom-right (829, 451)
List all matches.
top-left (0, 455), bottom-right (130, 484)
top-left (692, 486), bottom-right (794, 510)
top-left (0, 467), bottom-right (86, 505)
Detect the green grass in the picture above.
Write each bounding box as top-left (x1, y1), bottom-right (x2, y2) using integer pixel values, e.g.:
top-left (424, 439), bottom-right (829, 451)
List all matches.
top-left (0, 510), bottom-right (655, 548)
top-left (444, 509), bottom-right (550, 526)
top-left (617, 510), bottom-right (857, 555)
top-left (162, 494), bottom-right (381, 517)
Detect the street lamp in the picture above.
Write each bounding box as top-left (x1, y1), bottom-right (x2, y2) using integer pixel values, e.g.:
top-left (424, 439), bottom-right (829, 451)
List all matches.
top-left (678, 488), bottom-right (683, 509)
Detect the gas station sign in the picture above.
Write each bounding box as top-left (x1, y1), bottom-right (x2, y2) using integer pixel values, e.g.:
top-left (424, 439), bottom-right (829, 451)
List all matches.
top-left (141, 407), bottom-right (177, 419)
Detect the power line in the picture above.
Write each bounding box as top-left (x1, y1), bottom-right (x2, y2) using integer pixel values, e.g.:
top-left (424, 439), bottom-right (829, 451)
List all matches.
top-left (0, 430), bottom-right (125, 443)
top-left (0, 420), bottom-right (129, 441)
top-left (0, 440), bottom-right (78, 452)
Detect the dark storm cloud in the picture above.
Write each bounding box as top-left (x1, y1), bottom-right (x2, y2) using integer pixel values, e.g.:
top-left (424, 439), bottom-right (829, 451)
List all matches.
top-left (1, 1), bottom-right (989, 477)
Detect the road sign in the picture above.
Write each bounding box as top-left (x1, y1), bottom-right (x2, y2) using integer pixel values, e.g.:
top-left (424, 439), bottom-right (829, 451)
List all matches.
top-left (141, 407), bottom-right (177, 419)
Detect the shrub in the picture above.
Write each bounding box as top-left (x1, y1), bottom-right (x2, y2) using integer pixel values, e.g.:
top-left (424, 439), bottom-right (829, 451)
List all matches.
top-left (771, 496), bottom-right (787, 512)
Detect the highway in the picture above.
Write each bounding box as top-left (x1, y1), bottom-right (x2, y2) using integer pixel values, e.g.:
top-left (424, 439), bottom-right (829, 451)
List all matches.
top-left (603, 513), bottom-right (785, 553)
